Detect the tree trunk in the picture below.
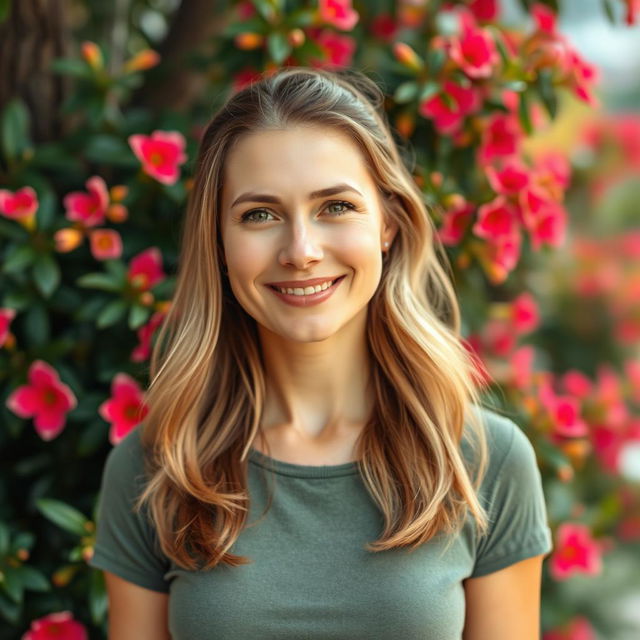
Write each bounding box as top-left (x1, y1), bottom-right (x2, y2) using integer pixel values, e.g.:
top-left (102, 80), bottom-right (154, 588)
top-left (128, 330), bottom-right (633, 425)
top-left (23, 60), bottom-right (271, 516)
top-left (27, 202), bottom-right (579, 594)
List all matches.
top-left (0, 0), bottom-right (71, 142)
top-left (132, 0), bottom-right (228, 111)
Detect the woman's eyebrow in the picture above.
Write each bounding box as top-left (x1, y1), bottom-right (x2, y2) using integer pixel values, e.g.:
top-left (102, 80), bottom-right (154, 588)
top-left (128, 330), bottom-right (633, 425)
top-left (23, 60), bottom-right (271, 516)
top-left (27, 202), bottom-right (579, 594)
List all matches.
top-left (230, 183), bottom-right (363, 208)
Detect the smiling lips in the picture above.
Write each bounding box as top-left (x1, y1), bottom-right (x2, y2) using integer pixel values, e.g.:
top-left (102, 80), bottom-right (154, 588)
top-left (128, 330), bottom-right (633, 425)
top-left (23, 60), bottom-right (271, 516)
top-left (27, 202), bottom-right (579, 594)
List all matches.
top-left (266, 275), bottom-right (346, 307)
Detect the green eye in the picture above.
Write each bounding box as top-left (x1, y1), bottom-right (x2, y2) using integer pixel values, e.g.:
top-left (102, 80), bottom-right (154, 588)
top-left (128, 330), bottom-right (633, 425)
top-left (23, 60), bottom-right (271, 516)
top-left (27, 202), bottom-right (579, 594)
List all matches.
top-left (240, 200), bottom-right (357, 224)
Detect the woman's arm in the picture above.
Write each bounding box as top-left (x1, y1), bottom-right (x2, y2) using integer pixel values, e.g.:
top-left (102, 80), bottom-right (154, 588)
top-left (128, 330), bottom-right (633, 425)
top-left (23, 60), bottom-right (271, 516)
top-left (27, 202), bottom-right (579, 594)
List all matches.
top-left (104, 570), bottom-right (171, 640)
top-left (462, 554), bottom-right (545, 640)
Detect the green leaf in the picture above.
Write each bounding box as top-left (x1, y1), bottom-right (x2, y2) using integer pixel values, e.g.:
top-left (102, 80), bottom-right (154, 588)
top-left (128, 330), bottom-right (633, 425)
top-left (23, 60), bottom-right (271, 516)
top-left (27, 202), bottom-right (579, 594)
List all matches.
top-left (0, 522), bottom-right (9, 555)
top-left (76, 273), bottom-right (123, 292)
top-left (1, 98), bottom-right (31, 163)
top-left (0, 592), bottom-right (21, 624)
top-left (89, 568), bottom-right (108, 625)
top-left (419, 81), bottom-right (440, 102)
top-left (287, 8), bottom-right (315, 28)
top-left (50, 57), bottom-right (91, 78)
top-left (394, 81), bottom-right (419, 104)
top-left (2, 244), bottom-right (37, 274)
top-left (9, 532), bottom-right (35, 555)
top-left (103, 259), bottom-right (127, 281)
top-left (85, 135), bottom-right (136, 166)
top-left (502, 80), bottom-right (527, 92)
top-left (535, 69), bottom-right (558, 120)
top-left (517, 90), bottom-right (533, 136)
top-left (267, 32), bottom-right (291, 65)
top-left (1, 567), bottom-right (22, 604)
top-left (253, 0), bottom-right (277, 22)
top-left (32, 253), bottom-right (61, 298)
top-left (96, 299), bottom-right (128, 328)
top-left (426, 48), bottom-right (446, 74)
top-left (18, 566), bottom-right (49, 592)
top-left (0, 0), bottom-right (11, 23)
top-left (602, 0), bottom-right (616, 24)
top-left (222, 16), bottom-right (267, 37)
top-left (0, 217), bottom-right (29, 241)
top-left (35, 498), bottom-right (89, 537)
top-left (23, 302), bottom-right (50, 347)
top-left (128, 303), bottom-right (150, 330)
top-left (35, 190), bottom-right (57, 230)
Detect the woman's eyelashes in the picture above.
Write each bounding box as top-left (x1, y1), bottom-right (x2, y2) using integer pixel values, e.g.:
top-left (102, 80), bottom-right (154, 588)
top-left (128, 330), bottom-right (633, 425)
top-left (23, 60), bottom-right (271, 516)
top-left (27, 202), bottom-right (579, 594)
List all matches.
top-left (239, 200), bottom-right (359, 224)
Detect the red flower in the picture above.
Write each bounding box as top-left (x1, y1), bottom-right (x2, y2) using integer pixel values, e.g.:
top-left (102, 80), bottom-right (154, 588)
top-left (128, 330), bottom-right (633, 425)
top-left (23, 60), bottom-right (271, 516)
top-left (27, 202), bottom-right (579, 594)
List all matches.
top-left (63, 176), bottom-right (109, 228)
top-left (309, 29), bottom-right (356, 68)
top-left (624, 0), bottom-right (640, 24)
top-left (22, 610), bottom-right (88, 640)
top-left (511, 292), bottom-right (540, 334)
top-left (0, 186), bottom-right (38, 220)
top-left (127, 247), bottom-right (166, 291)
top-left (370, 13), bottom-right (398, 42)
top-left (6, 361), bottom-right (77, 441)
top-left (543, 615), bottom-right (597, 640)
top-left (509, 345), bottom-right (535, 390)
top-left (468, 0), bottom-right (499, 21)
top-left (419, 80), bottom-right (481, 135)
top-left (485, 159), bottom-right (530, 195)
top-left (128, 130), bottom-right (187, 185)
top-left (88, 229), bottom-right (123, 260)
top-left (131, 311), bottom-right (166, 362)
top-left (448, 11), bottom-right (500, 79)
top-left (549, 523), bottom-right (603, 580)
top-left (473, 196), bottom-right (519, 241)
top-left (99, 373), bottom-right (149, 444)
top-left (438, 197), bottom-right (475, 246)
top-left (232, 67), bottom-right (263, 93)
top-left (319, 0), bottom-right (359, 31)
top-left (0, 307), bottom-right (16, 348)
top-left (478, 113), bottom-right (522, 165)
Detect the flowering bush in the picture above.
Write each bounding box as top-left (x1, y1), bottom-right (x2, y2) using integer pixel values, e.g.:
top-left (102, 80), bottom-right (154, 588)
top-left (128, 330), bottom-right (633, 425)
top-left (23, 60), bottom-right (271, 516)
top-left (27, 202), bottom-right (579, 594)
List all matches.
top-left (1, 0), bottom-right (638, 637)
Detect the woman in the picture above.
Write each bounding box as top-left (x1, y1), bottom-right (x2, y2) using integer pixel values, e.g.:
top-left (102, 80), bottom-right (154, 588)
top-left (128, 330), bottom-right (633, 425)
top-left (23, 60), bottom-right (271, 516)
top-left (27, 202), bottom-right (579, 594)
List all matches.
top-left (89, 67), bottom-right (553, 639)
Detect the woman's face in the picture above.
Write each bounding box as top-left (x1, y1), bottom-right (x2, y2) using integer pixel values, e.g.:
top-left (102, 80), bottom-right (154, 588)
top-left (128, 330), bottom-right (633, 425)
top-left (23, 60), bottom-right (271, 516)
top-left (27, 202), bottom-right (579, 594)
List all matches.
top-left (219, 125), bottom-right (397, 344)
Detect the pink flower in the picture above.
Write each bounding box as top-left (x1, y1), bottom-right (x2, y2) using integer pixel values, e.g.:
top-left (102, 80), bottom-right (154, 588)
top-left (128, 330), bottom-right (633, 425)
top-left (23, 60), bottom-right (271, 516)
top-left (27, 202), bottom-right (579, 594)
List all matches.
top-left (128, 130), bottom-right (187, 185)
top-left (519, 189), bottom-right (568, 250)
top-left (127, 247), bottom-right (166, 291)
top-left (99, 373), bottom-right (149, 445)
top-left (561, 370), bottom-right (594, 399)
top-left (484, 318), bottom-right (516, 356)
top-left (0, 186), bottom-right (38, 220)
top-left (419, 80), bottom-right (482, 135)
top-left (531, 152), bottom-right (571, 201)
top-left (509, 345), bottom-right (535, 389)
top-left (624, 0), bottom-right (640, 25)
top-left (485, 159), bottom-right (530, 195)
top-left (549, 523), bottom-right (603, 580)
top-left (6, 361), bottom-right (77, 440)
top-left (478, 113), bottom-right (522, 165)
top-left (477, 229), bottom-right (522, 284)
top-left (88, 229), bottom-right (123, 260)
top-left (309, 29), bottom-right (356, 68)
top-left (566, 50), bottom-right (599, 107)
top-left (231, 67), bottom-right (262, 93)
top-left (473, 196), bottom-right (519, 241)
top-left (131, 311), bottom-right (166, 362)
top-left (319, 0), bottom-right (359, 31)
top-left (449, 11), bottom-right (500, 79)
top-left (511, 292), bottom-right (540, 334)
top-left (22, 610), bottom-right (88, 640)
top-left (468, 0), bottom-right (499, 21)
top-left (543, 615), bottom-right (597, 640)
top-left (63, 176), bottom-right (109, 228)
top-left (0, 307), bottom-right (16, 347)
top-left (547, 395), bottom-right (589, 438)
top-left (370, 13), bottom-right (398, 41)
top-left (438, 198), bottom-right (475, 246)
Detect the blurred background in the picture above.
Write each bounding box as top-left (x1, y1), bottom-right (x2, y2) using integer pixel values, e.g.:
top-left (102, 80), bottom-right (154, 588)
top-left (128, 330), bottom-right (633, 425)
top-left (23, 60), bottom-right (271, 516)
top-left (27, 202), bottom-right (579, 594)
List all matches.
top-left (0, 1), bottom-right (638, 638)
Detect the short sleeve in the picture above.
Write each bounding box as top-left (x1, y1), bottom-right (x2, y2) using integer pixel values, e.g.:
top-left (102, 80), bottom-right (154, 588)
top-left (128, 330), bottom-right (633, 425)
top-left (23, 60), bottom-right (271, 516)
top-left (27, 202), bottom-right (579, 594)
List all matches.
top-left (88, 427), bottom-right (171, 593)
top-left (471, 418), bottom-right (553, 578)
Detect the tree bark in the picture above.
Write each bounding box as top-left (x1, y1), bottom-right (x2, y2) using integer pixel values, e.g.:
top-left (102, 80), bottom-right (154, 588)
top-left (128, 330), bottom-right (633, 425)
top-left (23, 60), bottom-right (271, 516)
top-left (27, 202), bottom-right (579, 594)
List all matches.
top-left (131, 0), bottom-right (228, 111)
top-left (0, 0), bottom-right (71, 142)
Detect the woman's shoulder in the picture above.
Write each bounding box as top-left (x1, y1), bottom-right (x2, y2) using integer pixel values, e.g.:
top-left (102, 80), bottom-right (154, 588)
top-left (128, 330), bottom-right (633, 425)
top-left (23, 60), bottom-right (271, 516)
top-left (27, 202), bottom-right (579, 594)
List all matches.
top-left (461, 405), bottom-right (535, 481)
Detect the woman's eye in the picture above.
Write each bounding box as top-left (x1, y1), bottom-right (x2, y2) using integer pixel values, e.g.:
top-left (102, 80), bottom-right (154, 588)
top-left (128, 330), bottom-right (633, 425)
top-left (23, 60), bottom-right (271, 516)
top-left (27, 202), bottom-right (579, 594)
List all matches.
top-left (240, 200), bottom-right (356, 224)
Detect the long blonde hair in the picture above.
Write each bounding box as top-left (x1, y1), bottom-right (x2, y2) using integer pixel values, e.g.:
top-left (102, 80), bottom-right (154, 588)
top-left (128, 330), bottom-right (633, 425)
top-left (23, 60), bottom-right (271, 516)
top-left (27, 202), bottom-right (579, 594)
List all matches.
top-left (135, 66), bottom-right (491, 570)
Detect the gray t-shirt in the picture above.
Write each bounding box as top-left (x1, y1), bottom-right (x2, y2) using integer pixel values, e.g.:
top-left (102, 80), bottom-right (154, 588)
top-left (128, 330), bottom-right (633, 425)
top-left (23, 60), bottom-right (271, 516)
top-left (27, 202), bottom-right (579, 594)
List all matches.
top-left (89, 408), bottom-right (553, 639)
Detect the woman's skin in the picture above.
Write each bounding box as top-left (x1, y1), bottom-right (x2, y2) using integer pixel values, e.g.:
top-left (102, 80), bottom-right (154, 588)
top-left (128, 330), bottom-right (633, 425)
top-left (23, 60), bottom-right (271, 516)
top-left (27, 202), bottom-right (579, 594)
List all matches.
top-left (220, 125), bottom-right (398, 464)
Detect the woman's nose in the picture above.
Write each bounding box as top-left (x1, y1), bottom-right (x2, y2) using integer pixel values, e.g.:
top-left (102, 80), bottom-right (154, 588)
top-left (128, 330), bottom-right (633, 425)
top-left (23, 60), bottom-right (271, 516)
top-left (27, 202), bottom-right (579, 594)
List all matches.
top-left (278, 221), bottom-right (324, 269)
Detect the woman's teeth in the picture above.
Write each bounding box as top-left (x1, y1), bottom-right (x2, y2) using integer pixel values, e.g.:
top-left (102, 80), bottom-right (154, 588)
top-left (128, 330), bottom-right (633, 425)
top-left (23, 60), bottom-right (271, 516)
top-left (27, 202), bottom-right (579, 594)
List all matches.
top-left (275, 279), bottom-right (336, 296)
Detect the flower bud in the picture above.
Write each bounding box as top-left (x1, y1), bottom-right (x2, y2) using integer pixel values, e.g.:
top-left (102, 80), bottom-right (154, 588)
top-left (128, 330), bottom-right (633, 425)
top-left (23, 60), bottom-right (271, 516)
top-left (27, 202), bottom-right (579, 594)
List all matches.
top-left (234, 33), bottom-right (264, 50)
top-left (81, 41), bottom-right (103, 71)
top-left (392, 42), bottom-right (424, 73)
top-left (123, 49), bottom-right (160, 74)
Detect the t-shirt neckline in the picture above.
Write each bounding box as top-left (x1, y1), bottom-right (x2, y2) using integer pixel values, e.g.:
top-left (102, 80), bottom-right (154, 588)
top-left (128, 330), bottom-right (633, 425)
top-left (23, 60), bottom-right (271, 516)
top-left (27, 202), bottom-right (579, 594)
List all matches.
top-left (248, 447), bottom-right (360, 478)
